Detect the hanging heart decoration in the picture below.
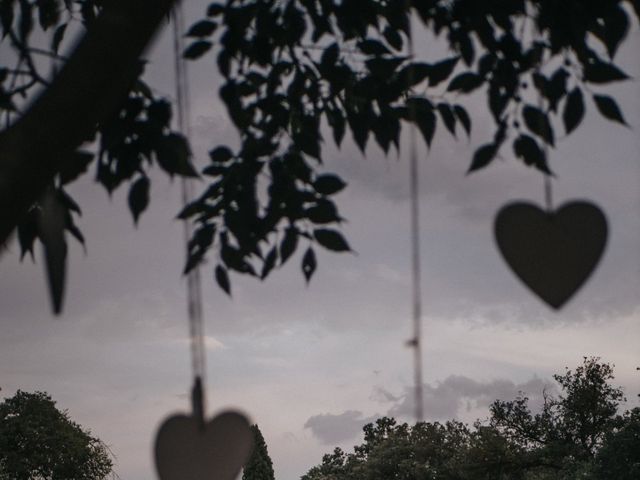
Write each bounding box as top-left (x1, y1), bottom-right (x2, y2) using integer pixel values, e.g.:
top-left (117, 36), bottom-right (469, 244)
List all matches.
top-left (494, 201), bottom-right (607, 309)
top-left (155, 410), bottom-right (253, 480)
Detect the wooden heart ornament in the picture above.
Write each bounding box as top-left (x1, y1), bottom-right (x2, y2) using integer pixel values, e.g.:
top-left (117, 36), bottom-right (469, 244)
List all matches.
top-left (494, 201), bottom-right (607, 309)
top-left (155, 410), bottom-right (253, 480)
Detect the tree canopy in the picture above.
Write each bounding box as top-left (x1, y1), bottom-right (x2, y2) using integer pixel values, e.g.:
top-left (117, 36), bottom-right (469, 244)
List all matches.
top-left (0, 390), bottom-right (114, 480)
top-left (242, 424), bottom-right (276, 480)
top-left (302, 358), bottom-right (639, 480)
top-left (0, 0), bottom-right (638, 306)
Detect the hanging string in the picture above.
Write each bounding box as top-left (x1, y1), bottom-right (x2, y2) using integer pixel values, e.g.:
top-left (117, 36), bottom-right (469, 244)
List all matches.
top-left (544, 175), bottom-right (553, 212)
top-left (172, 3), bottom-right (207, 419)
top-left (404, 4), bottom-right (424, 423)
top-left (535, 61), bottom-right (554, 213)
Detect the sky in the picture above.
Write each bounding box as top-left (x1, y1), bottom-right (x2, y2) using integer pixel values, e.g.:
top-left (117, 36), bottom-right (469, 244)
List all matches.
top-left (1, 4), bottom-right (639, 480)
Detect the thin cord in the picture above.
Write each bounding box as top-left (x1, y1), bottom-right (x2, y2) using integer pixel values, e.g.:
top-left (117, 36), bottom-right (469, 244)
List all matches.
top-left (544, 174), bottom-right (553, 212)
top-left (535, 65), bottom-right (554, 213)
top-left (404, 5), bottom-right (424, 423)
top-left (172, 4), bottom-right (207, 409)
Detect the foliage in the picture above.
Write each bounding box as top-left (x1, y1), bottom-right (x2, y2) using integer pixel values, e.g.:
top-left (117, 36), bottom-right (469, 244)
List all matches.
top-left (242, 424), bottom-right (275, 480)
top-left (0, 0), bottom-right (638, 296)
top-left (594, 407), bottom-right (640, 480)
top-left (0, 390), bottom-right (114, 480)
top-left (302, 358), bottom-right (638, 480)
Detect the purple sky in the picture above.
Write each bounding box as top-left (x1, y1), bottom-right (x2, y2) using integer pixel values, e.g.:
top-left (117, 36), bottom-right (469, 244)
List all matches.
top-left (1, 4), bottom-right (639, 480)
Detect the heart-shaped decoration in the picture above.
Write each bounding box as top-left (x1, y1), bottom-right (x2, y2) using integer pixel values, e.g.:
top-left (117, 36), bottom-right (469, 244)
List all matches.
top-left (155, 410), bottom-right (253, 480)
top-left (494, 201), bottom-right (607, 309)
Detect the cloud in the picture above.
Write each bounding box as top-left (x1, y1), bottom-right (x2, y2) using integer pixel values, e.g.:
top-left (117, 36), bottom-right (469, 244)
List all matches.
top-left (369, 386), bottom-right (400, 404)
top-left (305, 375), bottom-right (556, 446)
top-left (388, 375), bottom-right (556, 421)
top-left (304, 410), bottom-right (378, 445)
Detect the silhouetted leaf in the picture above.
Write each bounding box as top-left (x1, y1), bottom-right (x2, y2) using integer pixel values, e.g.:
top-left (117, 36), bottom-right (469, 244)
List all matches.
top-left (209, 146), bottom-right (233, 163)
top-left (58, 189), bottom-right (81, 215)
top-left (523, 105), bottom-right (554, 145)
top-left (64, 214), bottom-right (85, 247)
top-left (415, 108), bottom-right (436, 148)
top-left (584, 61), bottom-right (629, 84)
top-left (366, 57), bottom-right (404, 78)
top-left (320, 43), bottom-right (339, 70)
top-left (186, 20), bottom-right (217, 37)
top-left (301, 247), bottom-right (316, 282)
top-left (215, 265), bottom-right (231, 295)
top-left (397, 63), bottom-right (431, 87)
top-left (314, 228), bottom-right (350, 252)
top-left (563, 87), bottom-right (584, 135)
top-left (437, 103), bottom-right (456, 136)
top-left (428, 57), bottom-right (458, 87)
top-left (593, 94), bottom-right (627, 125)
top-left (358, 39), bottom-right (390, 55)
top-left (19, 0), bottom-right (33, 40)
top-left (313, 174), bottom-right (346, 195)
top-left (184, 40), bottom-right (212, 59)
top-left (453, 105), bottom-right (471, 137)
top-left (295, 124), bottom-right (320, 159)
top-left (51, 23), bottom-right (66, 53)
top-left (17, 207), bottom-right (38, 260)
top-left (128, 176), bottom-right (150, 225)
top-left (596, 6), bottom-right (629, 58)
top-left (177, 202), bottom-right (200, 220)
top-left (488, 83), bottom-right (509, 120)
top-left (261, 247), bottom-right (277, 279)
top-left (383, 25), bottom-right (402, 51)
top-left (457, 31), bottom-right (475, 65)
top-left (148, 100), bottom-right (172, 127)
top-left (326, 108), bottom-right (346, 147)
top-left (0, 1), bottom-right (14, 37)
top-left (37, 0), bottom-right (58, 30)
top-left (447, 72), bottom-right (484, 93)
top-left (306, 200), bottom-right (339, 224)
top-left (221, 242), bottom-right (256, 275)
top-left (513, 135), bottom-right (551, 174)
top-left (542, 68), bottom-right (569, 112)
top-left (468, 143), bottom-right (497, 173)
top-left (156, 134), bottom-right (198, 177)
top-left (348, 112), bottom-right (369, 152)
top-left (279, 227), bottom-right (298, 265)
top-left (38, 189), bottom-right (67, 315)
top-left (478, 53), bottom-right (497, 76)
top-left (207, 3), bottom-right (224, 16)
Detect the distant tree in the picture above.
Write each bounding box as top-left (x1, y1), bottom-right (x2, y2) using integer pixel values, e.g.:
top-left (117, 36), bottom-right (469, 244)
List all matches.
top-left (301, 447), bottom-right (350, 480)
top-left (0, 390), bottom-right (114, 480)
top-left (487, 357), bottom-right (626, 479)
top-left (302, 417), bottom-right (471, 479)
top-left (593, 407), bottom-right (640, 480)
top-left (242, 424), bottom-right (275, 480)
top-left (302, 358), bottom-right (639, 480)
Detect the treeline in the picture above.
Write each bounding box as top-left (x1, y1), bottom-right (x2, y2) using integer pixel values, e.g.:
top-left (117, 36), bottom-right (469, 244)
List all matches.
top-left (303, 358), bottom-right (639, 480)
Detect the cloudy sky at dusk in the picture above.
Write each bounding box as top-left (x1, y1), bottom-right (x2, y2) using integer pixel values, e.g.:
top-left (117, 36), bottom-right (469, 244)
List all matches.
top-left (1, 4), bottom-right (639, 480)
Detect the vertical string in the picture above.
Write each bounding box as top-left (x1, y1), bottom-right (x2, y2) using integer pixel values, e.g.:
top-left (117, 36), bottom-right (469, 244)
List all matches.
top-left (544, 174), bottom-right (553, 212)
top-left (404, 4), bottom-right (424, 423)
top-left (535, 65), bottom-right (554, 213)
top-left (172, 3), bottom-right (207, 416)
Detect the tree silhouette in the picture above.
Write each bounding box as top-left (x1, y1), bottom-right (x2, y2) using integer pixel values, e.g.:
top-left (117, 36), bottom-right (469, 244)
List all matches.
top-left (0, 0), bottom-right (637, 308)
top-left (242, 424), bottom-right (275, 480)
top-left (0, 390), bottom-right (114, 480)
top-left (302, 358), bottom-right (638, 480)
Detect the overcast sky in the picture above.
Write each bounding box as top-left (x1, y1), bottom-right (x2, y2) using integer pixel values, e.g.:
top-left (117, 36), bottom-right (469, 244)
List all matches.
top-left (1, 4), bottom-right (639, 480)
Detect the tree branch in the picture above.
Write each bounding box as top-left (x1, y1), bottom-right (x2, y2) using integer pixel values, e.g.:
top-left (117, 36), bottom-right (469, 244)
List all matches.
top-left (0, 0), bottom-right (177, 245)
